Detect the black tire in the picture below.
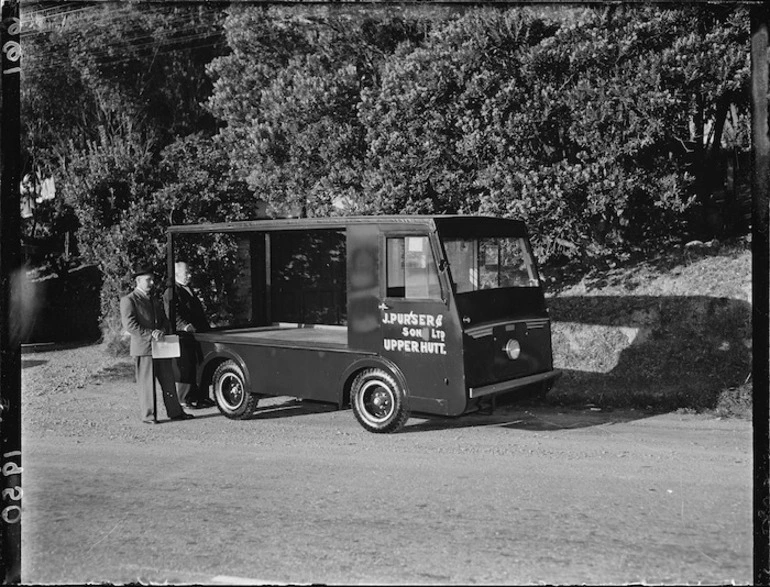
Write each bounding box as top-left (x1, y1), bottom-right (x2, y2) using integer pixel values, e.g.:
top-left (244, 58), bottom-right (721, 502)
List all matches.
top-left (350, 368), bottom-right (410, 433)
top-left (212, 360), bottom-right (259, 420)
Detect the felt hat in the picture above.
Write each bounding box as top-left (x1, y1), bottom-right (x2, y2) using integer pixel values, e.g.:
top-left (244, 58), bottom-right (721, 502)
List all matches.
top-left (131, 264), bottom-right (155, 279)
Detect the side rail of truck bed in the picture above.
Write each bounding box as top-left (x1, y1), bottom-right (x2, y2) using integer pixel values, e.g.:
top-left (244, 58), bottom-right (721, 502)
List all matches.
top-left (195, 323), bottom-right (349, 350)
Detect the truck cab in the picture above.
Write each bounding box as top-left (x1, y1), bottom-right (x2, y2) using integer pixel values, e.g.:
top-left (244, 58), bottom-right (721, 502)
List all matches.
top-left (167, 215), bottom-right (561, 433)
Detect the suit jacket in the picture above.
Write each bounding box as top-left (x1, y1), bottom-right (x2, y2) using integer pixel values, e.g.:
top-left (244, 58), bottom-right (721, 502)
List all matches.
top-left (120, 289), bottom-right (171, 356)
top-left (163, 283), bottom-right (209, 333)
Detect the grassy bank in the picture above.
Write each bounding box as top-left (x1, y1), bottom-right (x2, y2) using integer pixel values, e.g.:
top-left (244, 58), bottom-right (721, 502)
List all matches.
top-left (542, 238), bottom-right (752, 418)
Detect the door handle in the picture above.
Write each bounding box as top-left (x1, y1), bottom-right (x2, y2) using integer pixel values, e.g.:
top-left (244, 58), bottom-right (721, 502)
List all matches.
top-left (378, 302), bottom-right (390, 311)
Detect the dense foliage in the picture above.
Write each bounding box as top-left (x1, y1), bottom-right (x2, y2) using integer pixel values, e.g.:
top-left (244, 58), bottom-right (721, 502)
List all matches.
top-left (206, 6), bottom-right (428, 217)
top-left (22, 4), bottom-right (258, 334)
top-left (22, 3), bottom-right (754, 337)
top-left (207, 5), bottom-right (751, 262)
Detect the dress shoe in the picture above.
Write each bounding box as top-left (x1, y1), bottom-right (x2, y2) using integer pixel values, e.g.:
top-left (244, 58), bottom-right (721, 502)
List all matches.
top-left (196, 398), bottom-right (216, 408)
top-left (169, 411), bottom-right (195, 421)
top-left (142, 419), bottom-right (159, 425)
top-left (181, 401), bottom-right (197, 410)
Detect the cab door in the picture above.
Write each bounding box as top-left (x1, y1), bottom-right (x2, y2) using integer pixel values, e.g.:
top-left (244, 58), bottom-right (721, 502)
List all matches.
top-left (376, 231), bottom-right (465, 416)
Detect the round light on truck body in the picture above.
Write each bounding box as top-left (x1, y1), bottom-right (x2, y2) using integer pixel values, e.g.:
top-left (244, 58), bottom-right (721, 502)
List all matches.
top-left (503, 339), bottom-right (521, 360)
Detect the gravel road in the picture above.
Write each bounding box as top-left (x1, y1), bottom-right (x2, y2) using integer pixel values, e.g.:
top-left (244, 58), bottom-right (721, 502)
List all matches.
top-left (20, 344), bottom-right (753, 585)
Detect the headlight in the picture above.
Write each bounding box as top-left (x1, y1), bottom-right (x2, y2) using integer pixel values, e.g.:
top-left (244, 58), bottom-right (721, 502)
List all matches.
top-left (503, 339), bottom-right (521, 360)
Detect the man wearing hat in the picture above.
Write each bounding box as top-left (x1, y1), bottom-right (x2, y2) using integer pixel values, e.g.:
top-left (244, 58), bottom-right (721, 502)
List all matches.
top-left (163, 260), bottom-right (216, 410)
top-left (120, 264), bottom-right (194, 424)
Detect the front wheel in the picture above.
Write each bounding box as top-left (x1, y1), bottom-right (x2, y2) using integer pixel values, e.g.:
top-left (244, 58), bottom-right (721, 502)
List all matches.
top-left (350, 368), bottom-right (410, 434)
top-left (213, 360), bottom-right (259, 419)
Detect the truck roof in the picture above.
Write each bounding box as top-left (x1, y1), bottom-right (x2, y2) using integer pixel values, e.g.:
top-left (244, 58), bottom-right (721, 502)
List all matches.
top-left (168, 215), bottom-right (528, 236)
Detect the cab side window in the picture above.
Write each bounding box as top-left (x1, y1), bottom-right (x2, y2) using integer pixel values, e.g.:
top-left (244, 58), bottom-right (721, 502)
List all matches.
top-left (386, 236), bottom-right (441, 299)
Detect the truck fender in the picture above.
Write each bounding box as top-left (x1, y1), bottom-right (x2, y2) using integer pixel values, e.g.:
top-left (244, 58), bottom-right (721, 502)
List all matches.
top-left (337, 356), bottom-right (410, 410)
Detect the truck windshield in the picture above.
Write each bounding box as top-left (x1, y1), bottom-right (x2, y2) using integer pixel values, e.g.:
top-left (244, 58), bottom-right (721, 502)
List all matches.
top-left (442, 237), bottom-right (540, 293)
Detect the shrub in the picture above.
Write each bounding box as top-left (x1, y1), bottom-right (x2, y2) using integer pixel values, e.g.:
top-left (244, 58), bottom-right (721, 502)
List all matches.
top-left (714, 381), bottom-right (752, 419)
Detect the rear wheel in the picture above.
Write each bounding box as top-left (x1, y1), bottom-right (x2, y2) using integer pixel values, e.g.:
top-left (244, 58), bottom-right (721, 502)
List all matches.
top-left (213, 360), bottom-right (259, 419)
top-left (350, 368), bottom-right (409, 433)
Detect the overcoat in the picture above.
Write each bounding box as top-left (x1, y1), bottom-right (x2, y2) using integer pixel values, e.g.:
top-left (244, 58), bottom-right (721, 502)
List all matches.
top-left (120, 289), bottom-right (170, 356)
top-left (163, 284), bottom-right (209, 386)
top-left (163, 284), bottom-right (209, 333)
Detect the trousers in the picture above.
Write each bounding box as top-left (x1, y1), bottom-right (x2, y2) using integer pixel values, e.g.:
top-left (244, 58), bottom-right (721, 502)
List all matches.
top-left (172, 337), bottom-right (207, 403)
top-left (134, 355), bottom-right (183, 421)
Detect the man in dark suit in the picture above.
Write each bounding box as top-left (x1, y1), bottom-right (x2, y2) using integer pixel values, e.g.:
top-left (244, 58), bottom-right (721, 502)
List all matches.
top-left (120, 264), bottom-right (194, 424)
top-left (163, 261), bottom-right (215, 409)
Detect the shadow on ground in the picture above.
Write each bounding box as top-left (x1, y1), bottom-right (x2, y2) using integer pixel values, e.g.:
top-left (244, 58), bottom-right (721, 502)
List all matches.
top-left (245, 398), bottom-right (339, 421)
top-left (547, 294), bottom-right (751, 412)
top-left (402, 398), bottom-right (656, 433)
top-left (21, 359), bottom-right (48, 369)
top-left (21, 339), bottom-right (100, 354)
top-left (236, 396), bottom-right (654, 432)
top-left (94, 362), bottom-right (135, 381)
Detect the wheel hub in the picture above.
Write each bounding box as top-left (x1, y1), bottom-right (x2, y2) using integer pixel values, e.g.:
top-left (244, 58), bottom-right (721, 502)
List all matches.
top-left (221, 374), bottom-right (243, 408)
top-left (368, 388), bottom-right (392, 417)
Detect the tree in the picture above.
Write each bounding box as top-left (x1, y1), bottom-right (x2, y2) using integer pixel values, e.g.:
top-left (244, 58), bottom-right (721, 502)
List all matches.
top-left (132, 134), bottom-right (258, 331)
top-left (21, 3), bottom-right (235, 336)
top-left (22, 4), bottom-right (228, 257)
top-left (71, 131), bottom-right (259, 339)
top-left (207, 5), bottom-right (427, 217)
top-left (510, 6), bottom-right (751, 257)
top-left (56, 125), bottom-right (158, 335)
top-left (358, 9), bottom-right (558, 215)
top-left (358, 6), bottom-right (751, 262)
top-left (23, 3), bottom-right (226, 168)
